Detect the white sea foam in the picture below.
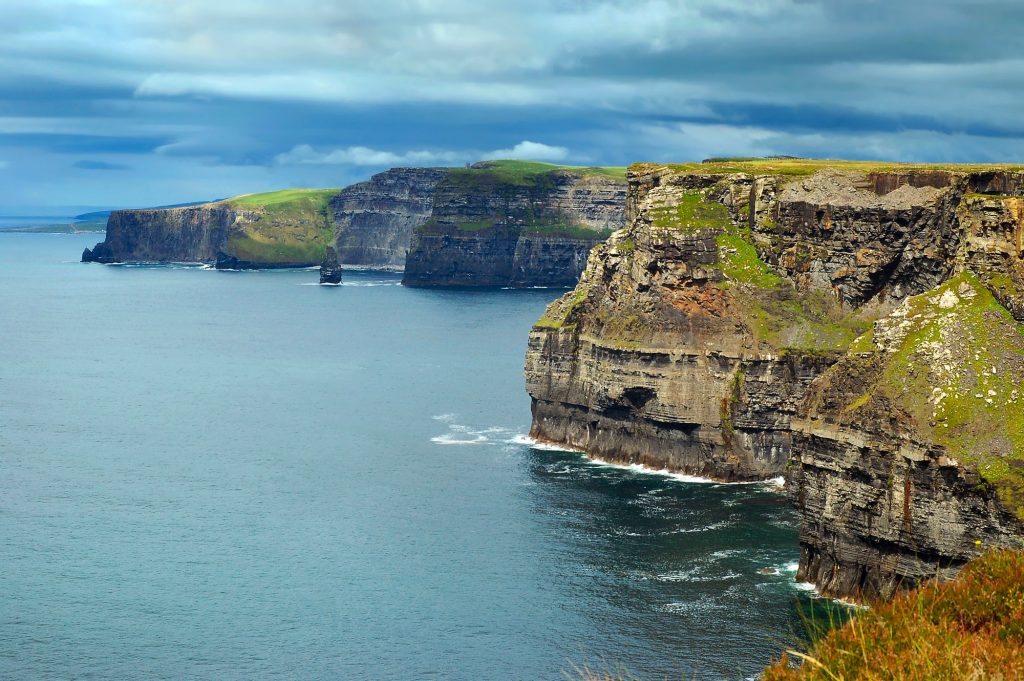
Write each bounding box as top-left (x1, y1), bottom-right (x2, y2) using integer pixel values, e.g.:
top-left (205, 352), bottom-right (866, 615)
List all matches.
top-left (430, 433), bottom-right (488, 445)
top-left (343, 281), bottom-right (401, 287)
top-left (657, 598), bottom-right (727, 614)
top-left (510, 434), bottom-right (788, 486)
top-left (432, 417), bottom-right (514, 447)
top-left (658, 520), bottom-right (732, 535)
top-left (508, 434), bottom-right (585, 452)
top-left (656, 569), bottom-right (742, 583)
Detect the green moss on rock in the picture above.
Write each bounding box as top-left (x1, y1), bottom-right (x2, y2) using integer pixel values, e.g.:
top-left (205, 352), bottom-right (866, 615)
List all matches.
top-left (836, 271), bottom-right (1024, 517)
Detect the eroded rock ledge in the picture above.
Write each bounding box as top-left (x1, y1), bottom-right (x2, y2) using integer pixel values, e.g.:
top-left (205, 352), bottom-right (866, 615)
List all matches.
top-left (524, 159), bottom-right (1024, 600)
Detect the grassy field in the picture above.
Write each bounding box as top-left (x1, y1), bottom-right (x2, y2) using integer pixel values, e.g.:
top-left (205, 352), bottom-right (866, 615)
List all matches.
top-left (447, 160), bottom-right (627, 190)
top-left (630, 158), bottom-right (1024, 178)
top-left (218, 188), bottom-right (340, 264)
top-left (471, 159), bottom-right (627, 181)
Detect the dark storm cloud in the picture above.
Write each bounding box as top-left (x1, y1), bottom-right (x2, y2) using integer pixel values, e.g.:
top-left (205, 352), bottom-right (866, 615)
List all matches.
top-left (73, 159), bottom-right (131, 171)
top-left (0, 133), bottom-right (169, 154)
top-left (3, 0), bottom-right (1024, 209)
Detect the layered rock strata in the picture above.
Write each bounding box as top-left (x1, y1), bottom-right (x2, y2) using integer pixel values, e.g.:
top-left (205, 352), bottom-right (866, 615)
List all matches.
top-left (525, 160), bottom-right (1024, 599)
top-left (82, 163), bottom-right (625, 287)
top-left (83, 189), bottom-right (337, 269)
top-left (82, 205), bottom-right (237, 264)
top-left (330, 167), bottom-right (450, 268)
top-left (402, 163), bottom-right (626, 287)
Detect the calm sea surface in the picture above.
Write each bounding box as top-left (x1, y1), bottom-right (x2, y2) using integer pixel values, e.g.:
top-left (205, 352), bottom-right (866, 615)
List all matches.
top-left (1, 233), bottom-right (815, 680)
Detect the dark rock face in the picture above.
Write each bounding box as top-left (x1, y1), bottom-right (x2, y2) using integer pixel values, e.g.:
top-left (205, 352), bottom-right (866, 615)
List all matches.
top-left (525, 163), bottom-right (1024, 600)
top-left (789, 414), bottom-right (1024, 601)
top-left (403, 169), bottom-right (627, 287)
top-left (82, 205), bottom-right (237, 264)
top-left (319, 246), bottom-right (342, 284)
top-left (764, 169), bottom-right (968, 305)
top-left (331, 167), bottom-right (450, 268)
top-left (80, 164), bottom-right (625, 285)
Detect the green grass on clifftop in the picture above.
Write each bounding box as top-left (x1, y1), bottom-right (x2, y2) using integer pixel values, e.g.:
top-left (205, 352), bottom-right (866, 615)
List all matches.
top-left (447, 160), bottom-right (626, 189)
top-left (630, 158), bottom-right (1024, 178)
top-left (219, 188), bottom-right (340, 264)
top-left (762, 550), bottom-right (1024, 681)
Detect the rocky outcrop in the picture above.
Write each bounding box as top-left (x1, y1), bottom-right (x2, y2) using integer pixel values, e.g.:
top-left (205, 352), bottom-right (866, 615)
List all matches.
top-left (319, 246), bottom-right (342, 284)
top-left (525, 160), bottom-right (1024, 600)
top-left (82, 191), bottom-right (335, 269)
top-left (82, 205), bottom-right (237, 263)
top-left (402, 163), bottom-right (626, 287)
top-left (331, 167), bottom-right (450, 268)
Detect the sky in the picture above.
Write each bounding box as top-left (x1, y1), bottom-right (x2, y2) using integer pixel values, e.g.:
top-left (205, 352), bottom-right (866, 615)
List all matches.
top-left (4, 0), bottom-right (1024, 212)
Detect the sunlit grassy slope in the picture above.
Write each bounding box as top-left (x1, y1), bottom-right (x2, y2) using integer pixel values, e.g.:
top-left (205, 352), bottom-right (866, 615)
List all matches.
top-left (218, 188), bottom-right (340, 264)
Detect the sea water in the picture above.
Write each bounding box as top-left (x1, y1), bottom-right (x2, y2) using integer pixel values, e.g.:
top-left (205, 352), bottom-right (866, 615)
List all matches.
top-left (0, 233), bottom-right (817, 680)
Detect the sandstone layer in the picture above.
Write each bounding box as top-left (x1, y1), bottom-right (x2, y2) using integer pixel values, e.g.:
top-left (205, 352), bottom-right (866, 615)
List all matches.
top-left (525, 159), bottom-right (1024, 600)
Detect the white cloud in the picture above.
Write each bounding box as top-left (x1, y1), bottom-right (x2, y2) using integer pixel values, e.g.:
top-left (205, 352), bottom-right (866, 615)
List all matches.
top-left (481, 140), bottom-right (568, 161)
top-left (275, 140), bottom-right (572, 167)
top-left (274, 144), bottom-right (465, 166)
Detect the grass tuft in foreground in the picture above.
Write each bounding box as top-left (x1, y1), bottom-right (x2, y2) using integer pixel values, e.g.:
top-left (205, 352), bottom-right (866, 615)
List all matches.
top-left (763, 550), bottom-right (1024, 681)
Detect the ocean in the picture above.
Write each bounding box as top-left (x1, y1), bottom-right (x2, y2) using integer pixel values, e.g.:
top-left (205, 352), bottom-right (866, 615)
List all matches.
top-left (0, 233), bottom-right (817, 680)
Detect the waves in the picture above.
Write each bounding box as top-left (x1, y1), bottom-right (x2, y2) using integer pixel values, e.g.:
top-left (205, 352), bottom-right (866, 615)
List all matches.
top-left (429, 414), bottom-right (517, 446)
top-left (511, 434), bottom-right (786, 488)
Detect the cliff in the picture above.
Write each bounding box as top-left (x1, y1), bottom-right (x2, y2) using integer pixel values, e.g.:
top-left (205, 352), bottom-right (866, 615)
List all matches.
top-left (402, 161), bottom-right (627, 287)
top-left (83, 188), bottom-right (339, 268)
top-left (330, 167), bottom-right (450, 268)
top-left (81, 162), bottom-right (625, 285)
top-left (525, 158), bottom-right (1024, 600)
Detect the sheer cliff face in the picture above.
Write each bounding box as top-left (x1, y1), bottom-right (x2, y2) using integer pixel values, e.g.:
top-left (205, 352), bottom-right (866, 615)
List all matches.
top-left (525, 161), bottom-right (1024, 600)
top-left (82, 189), bottom-right (339, 268)
top-left (80, 169), bottom-right (446, 269)
top-left (331, 167), bottom-right (450, 268)
top-left (80, 164), bottom-right (624, 282)
top-left (82, 205), bottom-right (238, 263)
top-left (402, 168), bottom-right (626, 287)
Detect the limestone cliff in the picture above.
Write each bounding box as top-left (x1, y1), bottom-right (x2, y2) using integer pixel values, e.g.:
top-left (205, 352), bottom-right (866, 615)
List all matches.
top-left (402, 161), bottom-right (626, 287)
top-left (81, 162), bottom-right (624, 285)
top-left (330, 167), bottom-right (450, 268)
top-left (83, 189), bottom-right (339, 269)
top-left (82, 205), bottom-right (237, 264)
top-left (525, 159), bottom-right (1024, 600)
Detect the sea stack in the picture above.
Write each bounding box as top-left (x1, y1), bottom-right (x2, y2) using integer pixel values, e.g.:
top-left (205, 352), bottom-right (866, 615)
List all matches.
top-left (319, 246), bottom-right (343, 284)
